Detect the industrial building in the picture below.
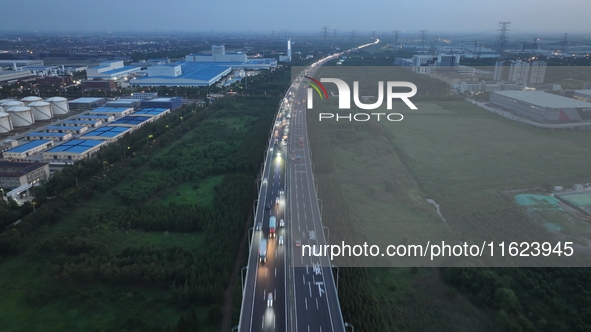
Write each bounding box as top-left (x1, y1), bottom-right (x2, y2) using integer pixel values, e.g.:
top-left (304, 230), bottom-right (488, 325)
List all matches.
top-left (105, 99), bottom-right (142, 109)
top-left (0, 70), bottom-right (33, 84)
top-left (133, 108), bottom-right (170, 120)
top-left (0, 161), bottom-right (50, 188)
top-left (131, 63), bottom-right (232, 87)
top-left (572, 90), bottom-right (591, 102)
top-left (88, 106), bottom-right (134, 117)
top-left (62, 119), bottom-right (102, 128)
top-left (45, 125), bottom-right (89, 135)
top-left (81, 79), bottom-right (118, 91)
top-left (80, 126), bottom-right (132, 142)
top-left (129, 92), bottom-right (158, 100)
top-left (0, 60), bottom-right (45, 69)
top-left (109, 116), bottom-right (153, 129)
top-left (490, 91), bottom-right (591, 123)
top-left (3, 105), bottom-right (35, 127)
top-left (25, 132), bottom-right (73, 142)
top-left (69, 97), bottom-right (106, 110)
top-left (36, 75), bottom-right (73, 87)
top-left (43, 139), bottom-right (107, 161)
top-left (3, 140), bottom-right (54, 160)
top-left (455, 81), bottom-right (524, 94)
top-left (140, 97), bottom-right (182, 110)
top-left (77, 114), bottom-right (115, 123)
top-left (86, 60), bottom-right (141, 80)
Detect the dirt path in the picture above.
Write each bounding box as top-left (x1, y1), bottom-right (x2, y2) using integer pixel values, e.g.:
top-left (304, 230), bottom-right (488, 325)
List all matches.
top-left (220, 214), bottom-right (251, 331)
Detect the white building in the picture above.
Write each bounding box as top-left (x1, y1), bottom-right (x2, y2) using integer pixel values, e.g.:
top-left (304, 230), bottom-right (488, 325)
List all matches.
top-left (86, 60), bottom-right (141, 80)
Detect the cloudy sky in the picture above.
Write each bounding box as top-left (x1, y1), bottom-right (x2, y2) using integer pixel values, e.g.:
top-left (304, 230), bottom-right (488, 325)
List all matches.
top-left (1, 0), bottom-right (589, 36)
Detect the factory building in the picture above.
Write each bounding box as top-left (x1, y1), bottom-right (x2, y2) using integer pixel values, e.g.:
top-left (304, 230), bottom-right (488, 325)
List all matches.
top-left (131, 63), bottom-right (232, 87)
top-left (86, 60), bottom-right (141, 80)
top-left (88, 106), bottom-right (134, 117)
top-left (105, 99), bottom-right (142, 109)
top-left (45, 125), bottom-right (89, 135)
top-left (62, 119), bottom-right (102, 128)
top-left (133, 108), bottom-right (170, 120)
top-left (129, 92), bottom-right (158, 100)
top-left (0, 161), bottom-right (50, 188)
top-left (81, 79), bottom-right (118, 91)
top-left (0, 70), bottom-right (34, 84)
top-left (77, 114), bottom-right (115, 123)
top-left (80, 126), bottom-right (132, 142)
top-left (36, 75), bottom-right (73, 87)
top-left (43, 139), bottom-right (107, 161)
top-left (572, 90), bottom-right (591, 102)
top-left (140, 97), bottom-right (182, 110)
top-left (186, 45), bottom-right (247, 63)
top-left (109, 116), bottom-right (153, 129)
top-left (3, 140), bottom-right (54, 160)
top-left (69, 97), bottom-right (107, 110)
top-left (25, 132), bottom-right (73, 142)
top-left (490, 91), bottom-right (591, 123)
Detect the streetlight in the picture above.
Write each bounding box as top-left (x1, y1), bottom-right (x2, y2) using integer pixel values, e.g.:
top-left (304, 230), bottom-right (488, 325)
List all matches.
top-left (146, 134), bottom-right (153, 143)
top-left (345, 322), bottom-right (354, 332)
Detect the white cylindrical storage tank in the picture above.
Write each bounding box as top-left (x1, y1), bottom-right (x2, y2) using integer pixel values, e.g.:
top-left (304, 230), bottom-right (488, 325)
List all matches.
top-left (1, 100), bottom-right (24, 108)
top-left (6, 106), bottom-right (35, 127)
top-left (28, 101), bottom-right (53, 120)
top-left (21, 96), bottom-right (43, 106)
top-left (46, 96), bottom-right (69, 115)
top-left (0, 112), bottom-right (13, 133)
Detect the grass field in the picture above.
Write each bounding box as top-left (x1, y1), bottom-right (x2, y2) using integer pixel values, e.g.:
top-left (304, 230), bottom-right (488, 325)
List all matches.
top-left (307, 90), bottom-right (591, 328)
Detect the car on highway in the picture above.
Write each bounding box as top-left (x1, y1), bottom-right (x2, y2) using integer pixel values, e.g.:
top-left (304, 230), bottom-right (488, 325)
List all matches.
top-left (263, 177), bottom-right (267, 184)
top-left (295, 240), bottom-right (301, 247)
top-left (267, 293), bottom-right (273, 307)
top-left (279, 235), bottom-right (284, 245)
top-left (279, 190), bottom-right (284, 195)
top-left (279, 219), bottom-right (284, 227)
top-left (275, 197), bottom-right (279, 205)
top-left (256, 222), bottom-right (262, 230)
top-left (265, 203), bottom-right (271, 210)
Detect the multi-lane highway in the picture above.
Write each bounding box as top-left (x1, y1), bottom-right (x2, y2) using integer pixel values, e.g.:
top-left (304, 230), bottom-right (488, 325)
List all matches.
top-left (238, 40), bottom-right (378, 332)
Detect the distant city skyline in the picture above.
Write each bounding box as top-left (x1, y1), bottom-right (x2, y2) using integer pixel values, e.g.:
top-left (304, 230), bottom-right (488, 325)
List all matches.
top-left (0, 0), bottom-right (589, 36)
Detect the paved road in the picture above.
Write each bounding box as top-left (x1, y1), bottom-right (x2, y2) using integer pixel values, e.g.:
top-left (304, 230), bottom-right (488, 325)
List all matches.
top-left (239, 39), bottom-right (378, 332)
top-left (286, 72), bottom-right (346, 332)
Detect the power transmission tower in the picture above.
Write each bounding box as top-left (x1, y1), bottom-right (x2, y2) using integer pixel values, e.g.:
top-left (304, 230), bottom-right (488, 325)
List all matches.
top-left (563, 33), bottom-right (568, 46)
top-left (497, 21), bottom-right (511, 53)
top-left (393, 30), bottom-right (400, 44)
top-left (419, 30), bottom-right (428, 48)
top-left (322, 26), bottom-right (329, 39)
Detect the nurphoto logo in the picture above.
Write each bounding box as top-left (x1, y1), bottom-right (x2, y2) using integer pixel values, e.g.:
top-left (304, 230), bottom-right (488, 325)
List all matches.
top-left (304, 76), bottom-right (418, 122)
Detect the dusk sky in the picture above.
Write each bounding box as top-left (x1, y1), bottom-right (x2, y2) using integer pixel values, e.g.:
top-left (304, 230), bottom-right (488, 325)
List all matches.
top-left (1, 0), bottom-right (589, 36)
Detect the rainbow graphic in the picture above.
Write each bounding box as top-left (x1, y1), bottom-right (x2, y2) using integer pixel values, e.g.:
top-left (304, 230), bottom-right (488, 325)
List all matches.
top-left (304, 76), bottom-right (329, 100)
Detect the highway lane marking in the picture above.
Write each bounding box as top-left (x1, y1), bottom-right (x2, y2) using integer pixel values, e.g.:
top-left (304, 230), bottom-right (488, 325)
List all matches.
top-left (265, 268), bottom-right (267, 278)
top-left (316, 298), bottom-right (319, 310)
top-left (262, 315), bottom-right (264, 329)
top-left (308, 282), bottom-right (312, 297)
top-left (274, 288), bottom-right (277, 300)
top-left (305, 297), bottom-right (308, 310)
top-left (308, 325), bottom-right (310, 332)
top-left (264, 289), bottom-right (266, 299)
top-left (275, 268), bottom-right (277, 277)
top-left (303, 274), bottom-right (305, 285)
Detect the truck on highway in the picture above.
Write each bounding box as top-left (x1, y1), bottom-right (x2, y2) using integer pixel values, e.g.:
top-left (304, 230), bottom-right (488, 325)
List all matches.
top-left (269, 216), bottom-right (276, 238)
top-left (299, 137), bottom-right (304, 147)
top-left (259, 239), bottom-right (268, 263)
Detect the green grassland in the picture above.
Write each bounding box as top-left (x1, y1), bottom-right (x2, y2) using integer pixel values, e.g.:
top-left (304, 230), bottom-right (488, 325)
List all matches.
top-left (307, 61), bottom-right (591, 329)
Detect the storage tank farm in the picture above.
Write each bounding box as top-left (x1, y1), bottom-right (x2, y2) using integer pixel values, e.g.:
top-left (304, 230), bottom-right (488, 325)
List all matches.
top-left (5, 105), bottom-right (35, 127)
top-left (21, 96), bottom-right (43, 106)
top-left (28, 101), bottom-right (53, 120)
top-left (46, 97), bottom-right (69, 115)
top-left (0, 108), bottom-right (13, 133)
